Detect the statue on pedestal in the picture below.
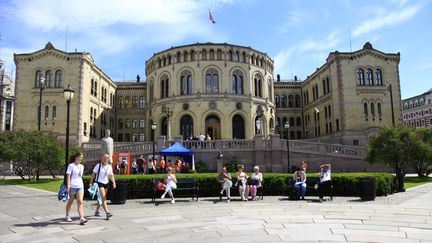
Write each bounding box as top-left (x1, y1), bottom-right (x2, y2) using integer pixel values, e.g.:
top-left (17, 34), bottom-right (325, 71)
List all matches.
top-left (101, 129), bottom-right (114, 164)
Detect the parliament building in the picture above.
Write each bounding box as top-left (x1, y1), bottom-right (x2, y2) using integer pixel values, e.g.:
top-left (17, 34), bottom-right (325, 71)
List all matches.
top-left (13, 42), bottom-right (402, 147)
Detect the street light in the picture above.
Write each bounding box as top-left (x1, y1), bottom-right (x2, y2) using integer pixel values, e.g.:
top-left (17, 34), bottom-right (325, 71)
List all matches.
top-left (284, 121), bottom-right (290, 173)
top-left (63, 84), bottom-right (75, 170)
top-left (151, 122), bottom-right (157, 173)
top-left (38, 77), bottom-right (46, 131)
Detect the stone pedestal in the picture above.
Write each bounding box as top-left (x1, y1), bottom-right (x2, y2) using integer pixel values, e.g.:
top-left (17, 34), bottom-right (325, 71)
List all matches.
top-left (217, 159), bottom-right (224, 173)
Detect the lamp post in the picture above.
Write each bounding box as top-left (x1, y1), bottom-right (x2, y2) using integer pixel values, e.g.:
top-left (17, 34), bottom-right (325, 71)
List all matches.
top-left (63, 84), bottom-right (75, 170)
top-left (284, 121), bottom-right (290, 173)
top-left (37, 77), bottom-right (46, 131)
top-left (151, 122), bottom-right (157, 173)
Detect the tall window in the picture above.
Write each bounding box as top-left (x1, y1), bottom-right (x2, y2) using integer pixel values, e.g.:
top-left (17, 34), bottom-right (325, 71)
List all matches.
top-left (190, 50), bottom-right (195, 61)
top-left (55, 70), bottom-right (62, 87)
top-left (139, 96), bottom-right (145, 109)
top-left (364, 103), bottom-right (368, 121)
top-left (268, 80), bottom-right (273, 102)
top-left (44, 105), bottom-right (49, 121)
top-left (275, 95), bottom-right (280, 108)
top-left (91, 79), bottom-right (94, 95)
top-left (295, 95), bottom-right (301, 107)
top-left (205, 68), bottom-right (219, 94)
top-left (160, 74), bottom-right (169, 98)
top-left (232, 70), bottom-right (244, 95)
top-left (35, 70), bottom-right (42, 87)
top-left (371, 102), bottom-right (375, 120)
top-left (125, 119), bottom-right (131, 129)
top-left (132, 120), bottom-right (137, 129)
top-left (94, 81), bottom-right (98, 97)
top-left (377, 102), bottom-right (382, 120)
top-left (176, 52), bottom-right (182, 63)
top-left (125, 97), bottom-right (130, 109)
top-left (217, 49), bottom-right (222, 60)
top-left (132, 96), bottom-right (138, 108)
top-left (254, 74), bottom-right (262, 97)
top-left (288, 95), bottom-right (294, 108)
top-left (357, 68), bottom-right (365, 85)
top-left (366, 68), bottom-right (374, 85)
top-left (296, 117), bottom-right (301, 126)
top-left (232, 114), bottom-right (245, 139)
top-left (52, 105), bottom-right (56, 120)
top-left (149, 82), bottom-right (154, 102)
top-left (180, 115), bottom-right (193, 139)
top-left (281, 95), bottom-right (287, 108)
top-left (140, 119), bottom-right (145, 128)
top-left (209, 49), bottom-right (215, 60)
top-left (375, 69), bottom-right (382, 85)
top-left (45, 70), bottom-right (52, 88)
top-left (180, 70), bottom-right (193, 95)
top-left (202, 49), bottom-right (207, 60)
top-left (118, 97), bottom-right (123, 109)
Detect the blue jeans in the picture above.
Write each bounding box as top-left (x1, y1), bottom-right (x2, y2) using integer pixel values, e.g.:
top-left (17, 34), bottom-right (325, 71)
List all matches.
top-left (294, 182), bottom-right (306, 198)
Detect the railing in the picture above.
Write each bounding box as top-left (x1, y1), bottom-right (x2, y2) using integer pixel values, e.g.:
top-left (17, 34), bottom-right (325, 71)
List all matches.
top-left (82, 142), bottom-right (141, 150)
top-left (281, 139), bottom-right (366, 159)
top-left (182, 139), bottom-right (255, 151)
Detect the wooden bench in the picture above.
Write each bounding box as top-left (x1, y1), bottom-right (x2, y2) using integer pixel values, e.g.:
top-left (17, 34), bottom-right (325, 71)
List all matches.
top-left (151, 178), bottom-right (199, 203)
top-left (287, 177), bottom-right (333, 201)
top-left (218, 177), bottom-right (264, 201)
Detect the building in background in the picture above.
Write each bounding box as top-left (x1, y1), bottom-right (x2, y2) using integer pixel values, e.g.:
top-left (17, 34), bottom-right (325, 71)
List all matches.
top-left (0, 59), bottom-right (14, 132)
top-left (12, 42), bottom-right (402, 147)
top-left (402, 88), bottom-right (432, 128)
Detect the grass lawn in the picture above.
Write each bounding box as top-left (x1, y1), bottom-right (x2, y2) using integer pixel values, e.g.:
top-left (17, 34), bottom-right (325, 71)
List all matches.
top-left (404, 176), bottom-right (432, 189)
top-left (1, 178), bottom-right (63, 193)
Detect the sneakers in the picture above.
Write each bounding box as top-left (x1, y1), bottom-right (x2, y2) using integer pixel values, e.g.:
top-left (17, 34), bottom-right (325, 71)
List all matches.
top-left (161, 193), bottom-right (166, 199)
top-left (170, 199), bottom-right (175, 204)
top-left (65, 216), bottom-right (72, 222)
top-left (106, 212), bottom-right (113, 220)
top-left (220, 190), bottom-right (224, 195)
top-left (79, 217), bottom-right (88, 225)
top-left (227, 198), bottom-right (230, 203)
top-left (95, 211), bottom-right (102, 217)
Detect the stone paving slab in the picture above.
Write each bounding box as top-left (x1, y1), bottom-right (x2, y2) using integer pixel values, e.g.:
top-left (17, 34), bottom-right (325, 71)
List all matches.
top-left (1, 182), bottom-right (432, 242)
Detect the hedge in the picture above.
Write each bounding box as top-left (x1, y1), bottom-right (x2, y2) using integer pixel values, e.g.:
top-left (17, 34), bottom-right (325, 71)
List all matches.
top-left (82, 172), bottom-right (395, 200)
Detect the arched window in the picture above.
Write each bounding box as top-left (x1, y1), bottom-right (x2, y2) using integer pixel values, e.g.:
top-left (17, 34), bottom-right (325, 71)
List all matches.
top-left (295, 95), bottom-right (301, 107)
top-left (163, 57), bottom-right (166, 66)
top-left (254, 74), bottom-right (263, 97)
top-left (139, 96), bottom-right (145, 109)
top-left (149, 82), bottom-right (154, 102)
top-left (180, 115), bottom-right (193, 139)
top-left (52, 105), bottom-right (57, 120)
top-left (35, 70), bottom-right (42, 87)
top-left (183, 51), bottom-right (188, 62)
top-left (118, 97), bottom-right (123, 109)
top-left (289, 117), bottom-right (295, 126)
top-left (45, 70), bottom-right (52, 88)
top-left (232, 70), bottom-right (244, 95)
top-left (375, 69), bottom-right (382, 85)
top-left (54, 70), bottom-right (62, 87)
top-left (176, 52), bottom-right (182, 63)
top-left (217, 49), bottom-right (222, 60)
top-left (296, 117), bottom-right (301, 126)
top-left (209, 49), bottom-right (215, 60)
top-left (140, 119), bottom-right (145, 128)
top-left (366, 68), bottom-right (374, 85)
top-left (167, 55), bottom-right (172, 64)
top-left (377, 103), bottom-right (382, 120)
top-left (190, 50), bottom-right (195, 61)
top-left (132, 119), bottom-right (137, 129)
top-left (160, 74), bottom-right (169, 98)
top-left (205, 68), bottom-right (219, 94)
top-left (180, 70), bottom-right (193, 95)
top-left (125, 96), bottom-right (130, 109)
top-left (364, 103), bottom-right (368, 120)
top-left (90, 107), bottom-right (93, 121)
top-left (161, 117), bottom-right (168, 137)
top-left (125, 119), bottom-right (131, 129)
top-left (268, 80), bottom-right (273, 102)
top-left (202, 49), bottom-right (207, 60)
top-left (233, 51), bottom-right (240, 61)
top-left (118, 119), bottom-right (123, 129)
top-left (288, 95), bottom-right (294, 108)
top-left (357, 68), bottom-right (365, 85)
top-left (91, 79), bottom-right (94, 95)
top-left (275, 95), bottom-right (280, 108)
top-left (44, 105), bottom-right (49, 121)
top-left (371, 102), bottom-right (375, 119)
top-left (276, 117), bottom-right (281, 127)
top-left (229, 50), bottom-right (233, 61)
top-left (242, 52), bottom-right (246, 63)
top-left (281, 95), bottom-right (287, 108)
top-left (94, 81), bottom-right (98, 97)
top-left (132, 96), bottom-right (138, 108)
top-left (232, 115), bottom-right (245, 139)
top-left (251, 55), bottom-right (255, 65)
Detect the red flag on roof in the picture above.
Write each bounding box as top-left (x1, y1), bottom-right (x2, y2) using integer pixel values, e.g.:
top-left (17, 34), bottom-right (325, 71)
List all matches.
top-left (209, 9), bottom-right (216, 24)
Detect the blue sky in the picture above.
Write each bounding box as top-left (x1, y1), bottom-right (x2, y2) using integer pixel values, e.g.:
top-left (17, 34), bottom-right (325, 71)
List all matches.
top-left (0, 0), bottom-right (431, 99)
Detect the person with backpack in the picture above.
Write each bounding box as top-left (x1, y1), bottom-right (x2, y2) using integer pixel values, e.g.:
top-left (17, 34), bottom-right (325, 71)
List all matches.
top-left (65, 152), bottom-right (87, 225)
top-left (89, 154), bottom-right (116, 220)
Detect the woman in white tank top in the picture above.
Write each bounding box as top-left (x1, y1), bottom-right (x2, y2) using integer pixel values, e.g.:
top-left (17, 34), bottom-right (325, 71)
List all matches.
top-left (161, 167), bottom-right (177, 204)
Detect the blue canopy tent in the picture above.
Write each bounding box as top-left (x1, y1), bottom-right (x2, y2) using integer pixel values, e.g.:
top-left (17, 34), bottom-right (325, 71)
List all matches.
top-left (159, 142), bottom-right (195, 170)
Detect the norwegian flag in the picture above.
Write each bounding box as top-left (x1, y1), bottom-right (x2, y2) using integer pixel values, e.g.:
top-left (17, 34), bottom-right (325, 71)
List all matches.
top-left (208, 9), bottom-right (216, 24)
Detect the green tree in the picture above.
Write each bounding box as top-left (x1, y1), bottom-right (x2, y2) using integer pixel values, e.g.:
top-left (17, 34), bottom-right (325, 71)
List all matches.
top-left (408, 128), bottom-right (432, 177)
top-left (0, 130), bottom-right (65, 180)
top-left (366, 127), bottom-right (411, 192)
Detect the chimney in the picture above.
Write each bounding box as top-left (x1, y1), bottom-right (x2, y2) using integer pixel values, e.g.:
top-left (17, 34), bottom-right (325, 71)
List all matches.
top-left (136, 74), bottom-right (141, 83)
top-left (277, 74), bottom-right (280, 82)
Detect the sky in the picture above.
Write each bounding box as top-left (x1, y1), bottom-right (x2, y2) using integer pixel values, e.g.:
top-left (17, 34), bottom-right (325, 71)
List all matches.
top-left (0, 0), bottom-right (431, 99)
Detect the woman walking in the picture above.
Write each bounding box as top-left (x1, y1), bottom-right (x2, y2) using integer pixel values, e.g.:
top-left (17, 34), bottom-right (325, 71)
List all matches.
top-left (89, 154), bottom-right (116, 220)
top-left (161, 167), bottom-right (177, 204)
top-left (65, 152), bottom-right (87, 225)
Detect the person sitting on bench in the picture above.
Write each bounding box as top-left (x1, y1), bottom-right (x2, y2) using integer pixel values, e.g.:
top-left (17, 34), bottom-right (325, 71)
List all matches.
top-left (161, 167), bottom-right (177, 204)
top-left (236, 164), bottom-right (249, 201)
top-left (218, 167), bottom-right (232, 202)
top-left (317, 163), bottom-right (332, 203)
top-left (249, 166), bottom-right (263, 200)
top-left (293, 167), bottom-right (307, 200)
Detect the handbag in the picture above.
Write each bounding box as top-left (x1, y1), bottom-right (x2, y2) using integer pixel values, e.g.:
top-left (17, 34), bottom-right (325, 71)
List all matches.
top-left (155, 181), bottom-right (166, 190)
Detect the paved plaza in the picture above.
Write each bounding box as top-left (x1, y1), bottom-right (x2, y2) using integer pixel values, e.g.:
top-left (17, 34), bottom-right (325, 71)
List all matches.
top-left (0, 183), bottom-right (432, 243)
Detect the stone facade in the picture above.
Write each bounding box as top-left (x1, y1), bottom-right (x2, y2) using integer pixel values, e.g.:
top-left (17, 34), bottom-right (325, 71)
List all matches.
top-left (13, 42), bottom-right (116, 146)
top-left (0, 59), bottom-right (14, 132)
top-left (402, 88), bottom-right (432, 128)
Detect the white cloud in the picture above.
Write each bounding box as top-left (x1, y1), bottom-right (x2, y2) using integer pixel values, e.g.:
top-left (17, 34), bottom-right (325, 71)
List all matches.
top-left (276, 10), bottom-right (309, 33)
top-left (352, 3), bottom-right (422, 37)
